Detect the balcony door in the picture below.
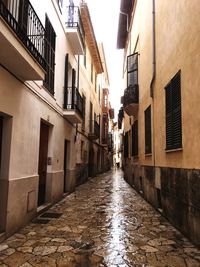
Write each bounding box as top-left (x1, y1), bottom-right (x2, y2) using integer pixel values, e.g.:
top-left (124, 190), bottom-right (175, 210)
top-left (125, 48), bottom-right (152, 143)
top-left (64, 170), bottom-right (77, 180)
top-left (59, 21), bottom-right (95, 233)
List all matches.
top-left (38, 121), bottom-right (49, 206)
top-left (19, 0), bottom-right (28, 32)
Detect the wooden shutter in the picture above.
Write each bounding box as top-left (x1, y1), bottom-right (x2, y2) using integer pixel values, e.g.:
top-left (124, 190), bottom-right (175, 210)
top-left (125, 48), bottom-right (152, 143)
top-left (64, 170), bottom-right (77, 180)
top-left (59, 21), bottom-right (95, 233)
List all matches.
top-left (132, 120), bottom-right (138, 156)
top-left (44, 16), bottom-right (56, 94)
top-left (145, 106), bottom-right (152, 154)
top-left (64, 54), bottom-right (68, 108)
top-left (127, 52), bottom-right (138, 87)
top-left (165, 71), bottom-right (182, 150)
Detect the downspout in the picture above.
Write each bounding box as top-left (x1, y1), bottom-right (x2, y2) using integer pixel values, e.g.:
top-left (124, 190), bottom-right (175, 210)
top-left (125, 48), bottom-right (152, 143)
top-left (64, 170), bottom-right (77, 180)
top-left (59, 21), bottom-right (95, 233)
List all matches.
top-left (150, 0), bottom-right (156, 168)
top-left (150, 0), bottom-right (156, 98)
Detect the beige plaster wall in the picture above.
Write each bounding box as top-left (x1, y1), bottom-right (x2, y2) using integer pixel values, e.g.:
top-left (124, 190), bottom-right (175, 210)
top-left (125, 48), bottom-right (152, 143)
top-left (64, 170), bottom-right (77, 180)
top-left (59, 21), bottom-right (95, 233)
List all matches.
top-left (123, 0), bottom-right (200, 170)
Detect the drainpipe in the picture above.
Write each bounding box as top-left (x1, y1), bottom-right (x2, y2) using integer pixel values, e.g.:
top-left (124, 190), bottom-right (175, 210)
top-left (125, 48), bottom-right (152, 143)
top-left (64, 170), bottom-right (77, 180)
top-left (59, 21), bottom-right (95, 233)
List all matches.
top-left (150, 0), bottom-right (156, 168)
top-left (150, 0), bottom-right (156, 98)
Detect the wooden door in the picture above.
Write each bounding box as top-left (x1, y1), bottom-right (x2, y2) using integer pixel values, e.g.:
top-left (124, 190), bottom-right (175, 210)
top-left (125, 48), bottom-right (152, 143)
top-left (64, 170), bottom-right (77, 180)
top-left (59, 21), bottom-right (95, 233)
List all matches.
top-left (0, 117), bottom-right (3, 171)
top-left (38, 121), bottom-right (49, 206)
top-left (63, 139), bottom-right (68, 192)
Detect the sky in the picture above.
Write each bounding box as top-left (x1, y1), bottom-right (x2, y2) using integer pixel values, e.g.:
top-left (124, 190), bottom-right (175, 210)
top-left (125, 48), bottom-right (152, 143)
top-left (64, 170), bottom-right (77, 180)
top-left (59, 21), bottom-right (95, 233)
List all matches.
top-left (86, 0), bottom-right (124, 119)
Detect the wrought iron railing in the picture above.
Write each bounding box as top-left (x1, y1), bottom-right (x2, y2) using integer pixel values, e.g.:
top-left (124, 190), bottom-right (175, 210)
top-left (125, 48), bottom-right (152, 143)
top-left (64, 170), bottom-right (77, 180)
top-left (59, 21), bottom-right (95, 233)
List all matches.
top-left (65, 6), bottom-right (85, 48)
top-left (123, 84), bottom-right (139, 107)
top-left (0, 0), bottom-right (46, 69)
top-left (64, 87), bottom-right (83, 116)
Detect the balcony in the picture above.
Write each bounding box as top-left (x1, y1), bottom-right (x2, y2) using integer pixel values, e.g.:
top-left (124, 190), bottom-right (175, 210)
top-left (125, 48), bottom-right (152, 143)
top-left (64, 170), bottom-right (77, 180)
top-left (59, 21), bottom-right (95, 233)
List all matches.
top-left (0, 0), bottom-right (46, 80)
top-left (65, 6), bottom-right (85, 55)
top-left (123, 85), bottom-right (139, 116)
top-left (88, 120), bottom-right (100, 141)
top-left (63, 87), bottom-right (83, 123)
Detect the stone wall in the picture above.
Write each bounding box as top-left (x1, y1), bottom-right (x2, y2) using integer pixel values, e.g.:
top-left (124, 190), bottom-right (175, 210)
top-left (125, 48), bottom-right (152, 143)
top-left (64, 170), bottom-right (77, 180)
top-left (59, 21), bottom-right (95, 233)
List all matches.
top-left (124, 164), bottom-right (200, 246)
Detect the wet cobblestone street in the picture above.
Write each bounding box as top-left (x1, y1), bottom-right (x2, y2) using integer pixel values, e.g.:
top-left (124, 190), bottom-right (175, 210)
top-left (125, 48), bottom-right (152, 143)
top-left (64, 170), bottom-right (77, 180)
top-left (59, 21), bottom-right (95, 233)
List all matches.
top-left (0, 169), bottom-right (200, 267)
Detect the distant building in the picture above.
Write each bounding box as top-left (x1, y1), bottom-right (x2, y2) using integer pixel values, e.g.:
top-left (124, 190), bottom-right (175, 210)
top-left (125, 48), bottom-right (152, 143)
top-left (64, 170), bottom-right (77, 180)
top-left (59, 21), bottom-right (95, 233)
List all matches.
top-left (117, 0), bottom-right (200, 245)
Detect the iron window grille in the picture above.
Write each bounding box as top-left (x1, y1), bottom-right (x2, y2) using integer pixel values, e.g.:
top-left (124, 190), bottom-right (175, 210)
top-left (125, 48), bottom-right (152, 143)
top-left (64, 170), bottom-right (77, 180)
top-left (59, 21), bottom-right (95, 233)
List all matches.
top-left (132, 120), bottom-right (138, 156)
top-left (165, 70), bottom-right (182, 150)
top-left (127, 52), bottom-right (138, 88)
top-left (43, 15), bottom-right (56, 95)
top-left (145, 105), bottom-right (152, 154)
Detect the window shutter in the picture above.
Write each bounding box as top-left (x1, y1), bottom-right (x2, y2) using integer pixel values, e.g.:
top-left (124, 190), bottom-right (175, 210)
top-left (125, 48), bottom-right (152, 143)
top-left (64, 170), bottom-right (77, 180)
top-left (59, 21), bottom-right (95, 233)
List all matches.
top-left (44, 16), bottom-right (56, 94)
top-left (145, 106), bottom-right (152, 154)
top-left (64, 54), bottom-right (68, 108)
top-left (132, 120), bottom-right (138, 156)
top-left (127, 52), bottom-right (138, 88)
top-left (165, 71), bottom-right (182, 150)
top-left (172, 72), bottom-right (182, 148)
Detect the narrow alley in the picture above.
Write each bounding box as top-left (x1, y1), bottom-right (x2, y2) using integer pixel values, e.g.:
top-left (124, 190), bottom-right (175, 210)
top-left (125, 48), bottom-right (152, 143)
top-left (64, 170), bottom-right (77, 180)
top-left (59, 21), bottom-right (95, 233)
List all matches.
top-left (0, 170), bottom-right (199, 267)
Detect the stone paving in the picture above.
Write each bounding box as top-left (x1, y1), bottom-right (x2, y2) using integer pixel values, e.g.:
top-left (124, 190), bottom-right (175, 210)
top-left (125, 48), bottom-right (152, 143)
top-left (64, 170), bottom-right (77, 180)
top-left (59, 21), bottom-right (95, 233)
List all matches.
top-left (0, 169), bottom-right (200, 267)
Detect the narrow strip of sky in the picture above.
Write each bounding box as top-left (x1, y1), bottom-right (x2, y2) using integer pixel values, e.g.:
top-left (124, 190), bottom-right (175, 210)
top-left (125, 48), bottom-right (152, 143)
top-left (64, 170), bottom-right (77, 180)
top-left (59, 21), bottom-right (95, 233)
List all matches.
top-left (86, 0), bottom-right (124, 117)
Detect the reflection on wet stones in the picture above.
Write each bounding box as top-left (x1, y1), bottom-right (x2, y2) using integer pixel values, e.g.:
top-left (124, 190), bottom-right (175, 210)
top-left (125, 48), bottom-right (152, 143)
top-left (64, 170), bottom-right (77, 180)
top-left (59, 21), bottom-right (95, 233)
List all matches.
top-left (0, 170), bottom-right (199, 266)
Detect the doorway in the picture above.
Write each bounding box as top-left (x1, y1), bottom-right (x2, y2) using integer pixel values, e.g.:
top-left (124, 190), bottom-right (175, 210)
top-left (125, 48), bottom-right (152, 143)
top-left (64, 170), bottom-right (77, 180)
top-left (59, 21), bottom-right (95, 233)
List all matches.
top-left (63, 139), bottom-right (69, 193)
top-left (88, 147), bottom-right (94, 177)
top-left (38, 121), bottom-right (49, 206)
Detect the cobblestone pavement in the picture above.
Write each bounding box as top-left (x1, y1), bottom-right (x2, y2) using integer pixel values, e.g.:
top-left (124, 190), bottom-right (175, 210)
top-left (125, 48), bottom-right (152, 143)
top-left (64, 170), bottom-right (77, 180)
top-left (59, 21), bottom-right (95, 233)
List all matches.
top-left (0, 169), bottom-right (200, 267)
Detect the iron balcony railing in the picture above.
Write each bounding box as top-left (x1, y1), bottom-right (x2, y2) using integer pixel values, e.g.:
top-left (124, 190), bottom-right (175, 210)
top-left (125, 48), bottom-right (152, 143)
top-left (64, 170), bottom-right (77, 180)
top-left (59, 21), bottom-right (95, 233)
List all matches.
top-left (123, 84), bottom-right (139, 107)
top-left (66, 6), bottom-right (85, 47)
top-left (0, 0), bottom-right (46, 69)
top-left (64, 87), bottom-right (83, 116)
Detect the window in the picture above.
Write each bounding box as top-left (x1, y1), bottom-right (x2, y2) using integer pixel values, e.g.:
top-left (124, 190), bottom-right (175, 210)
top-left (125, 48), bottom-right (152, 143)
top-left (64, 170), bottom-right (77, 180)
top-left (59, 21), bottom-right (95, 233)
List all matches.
top-left (165, 71), bottom-right (182, 150)
top-left (91, 63), bottom-right (93, 83)
top-left (127, 52), bottom-right (138, 88)
top-left (124, 132), bottom-right (128, 158)
top-left (82, 94), bottom-right (86, 130)
top-left (145, 105), bottom-right (152, 154)
top-left (44, 16), bottom-right (56, 95)
top-left (132, 120), bottom-right (138, 156)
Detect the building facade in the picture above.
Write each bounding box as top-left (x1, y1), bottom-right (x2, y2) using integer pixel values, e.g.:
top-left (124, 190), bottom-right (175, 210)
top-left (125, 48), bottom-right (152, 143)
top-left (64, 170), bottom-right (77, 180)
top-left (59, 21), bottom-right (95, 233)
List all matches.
top-left (117, 0), bottom-right (200, 245)
top-left (0, 0), bottom-right (109, 239)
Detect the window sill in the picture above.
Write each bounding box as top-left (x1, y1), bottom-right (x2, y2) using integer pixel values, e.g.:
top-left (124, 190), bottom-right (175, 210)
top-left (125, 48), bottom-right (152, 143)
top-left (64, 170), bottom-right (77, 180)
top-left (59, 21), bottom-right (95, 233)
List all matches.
top-left (165, 147), bottom-right (183, 153)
